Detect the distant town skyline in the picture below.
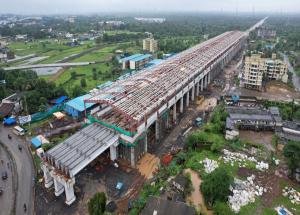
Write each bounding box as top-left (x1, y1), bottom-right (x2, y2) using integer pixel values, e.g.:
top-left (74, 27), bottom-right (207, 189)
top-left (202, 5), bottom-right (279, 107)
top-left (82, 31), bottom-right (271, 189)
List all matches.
top-left (0, 0), bottom-right (299, 15)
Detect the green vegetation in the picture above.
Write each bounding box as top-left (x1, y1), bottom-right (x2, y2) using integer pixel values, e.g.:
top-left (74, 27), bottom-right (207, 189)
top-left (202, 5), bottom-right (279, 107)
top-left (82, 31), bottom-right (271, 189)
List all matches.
top-left (283, 141), bottom-right (300, 178)
top-left (88, 192), bottom-right (107, 215)
top-left (201, 167), bottom-right (233, 207)
top-left (0, 69), bottom-right (66, 113)
top-left (263, 100), bottom-right (300, 120)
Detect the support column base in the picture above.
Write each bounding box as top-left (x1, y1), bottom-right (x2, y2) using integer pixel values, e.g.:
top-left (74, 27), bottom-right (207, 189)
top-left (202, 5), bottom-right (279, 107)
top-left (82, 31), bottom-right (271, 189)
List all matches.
top-left (45, 180), bottom-right (53, 189)
top-left (65, 196), bottom-right (76, 205)
top-left (55, 187), bottom-right (64, 196)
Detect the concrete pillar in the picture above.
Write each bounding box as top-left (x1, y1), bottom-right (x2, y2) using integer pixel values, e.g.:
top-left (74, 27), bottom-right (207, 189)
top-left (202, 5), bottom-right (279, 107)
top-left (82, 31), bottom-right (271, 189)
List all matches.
top-left (53, 177), bottom-right (64, 196)
top-left (173, 103), bottom-right (177, 122)
top-left (180, 97), bottom-right (183, 113)
top-left (201, 78), bottom-right (204, 91)
top-left (166, 112), bottom-right (169, 128)
top-left (42, 164), bottom-right (53, 188)
top-left (64, 179), bottom-right (76, 205)
top-left (144, 132), bottom-right (148, 153)
top-left (191, 86), bottom-right (195, 101)
top-left (130, 147), bottom-right (135, 167)
top-left (110, 145), bottom-right (117, 161)
top-left (208, 72), bottom-right (211, 85)
top-left (186, 91), bottom-right (190, 107)
top-left (155, 120), bottom-right (160, 141)
top-left (196, 82), bottom-right (200, 96)
top-left (204, 75), bottom-right (208, 89)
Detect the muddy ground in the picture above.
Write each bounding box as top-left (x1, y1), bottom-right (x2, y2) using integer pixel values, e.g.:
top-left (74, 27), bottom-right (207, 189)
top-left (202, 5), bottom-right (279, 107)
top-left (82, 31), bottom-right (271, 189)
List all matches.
top-left (35, 163), bottom-right (143, 215)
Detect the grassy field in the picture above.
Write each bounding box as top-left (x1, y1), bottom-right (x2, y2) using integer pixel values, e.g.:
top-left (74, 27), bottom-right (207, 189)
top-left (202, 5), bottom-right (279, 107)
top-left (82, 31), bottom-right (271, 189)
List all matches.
top-left (53, 63), bottom-right (112, 94)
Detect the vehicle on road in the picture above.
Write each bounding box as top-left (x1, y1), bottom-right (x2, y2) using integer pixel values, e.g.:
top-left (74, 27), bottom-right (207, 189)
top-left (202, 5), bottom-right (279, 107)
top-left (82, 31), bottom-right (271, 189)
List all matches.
top-left (18, 144), bottom-right (22, 151)
top-left (0, 187), bottom-right (3, 195)
top-left (13, 126), bottom-right (25, 136)
top-left (23, 203), bottom-right (27, 212)
top-left (7, 134), bottom-right (12, 140)
top-left (2, 171), bottom-right (8, 180)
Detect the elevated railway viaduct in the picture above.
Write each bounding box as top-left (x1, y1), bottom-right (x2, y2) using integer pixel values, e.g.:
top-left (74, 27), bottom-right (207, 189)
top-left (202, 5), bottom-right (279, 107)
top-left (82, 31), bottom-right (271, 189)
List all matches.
top-left (41, 19), bottom-right (266, 204)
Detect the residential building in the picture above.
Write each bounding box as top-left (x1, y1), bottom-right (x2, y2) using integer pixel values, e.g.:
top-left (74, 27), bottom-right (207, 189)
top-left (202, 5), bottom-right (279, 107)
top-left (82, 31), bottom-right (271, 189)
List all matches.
top-left (241, 54), bottom-right (288, 90)
top-left (143, 38), bottom-right (158, 53)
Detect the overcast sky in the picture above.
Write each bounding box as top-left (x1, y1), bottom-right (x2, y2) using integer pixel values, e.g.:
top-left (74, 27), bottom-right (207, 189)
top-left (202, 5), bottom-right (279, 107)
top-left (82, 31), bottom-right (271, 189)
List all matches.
top-left (1, 0), bottom-right (299, 15)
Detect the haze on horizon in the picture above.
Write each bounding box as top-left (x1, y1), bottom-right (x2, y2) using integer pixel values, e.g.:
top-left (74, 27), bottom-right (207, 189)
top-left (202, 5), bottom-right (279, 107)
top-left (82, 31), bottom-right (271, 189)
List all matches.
top-left (0, 0), bottom-right (299, 15)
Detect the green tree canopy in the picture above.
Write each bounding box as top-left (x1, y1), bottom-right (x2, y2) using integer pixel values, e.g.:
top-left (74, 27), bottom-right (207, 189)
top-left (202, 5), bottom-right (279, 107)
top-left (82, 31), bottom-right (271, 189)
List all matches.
top-left (283, 141), bottom-right (300, 177)
top-left (201, 167), bottom-right (233, 208)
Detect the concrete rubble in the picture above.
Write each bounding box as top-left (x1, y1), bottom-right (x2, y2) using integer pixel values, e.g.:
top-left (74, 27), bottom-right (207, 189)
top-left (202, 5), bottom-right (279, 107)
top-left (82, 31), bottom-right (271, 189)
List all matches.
top-left (199, 158), bottom-right (219, 174)
top-left (229, 175), bottom-right (267, 213)
top-left (255, 161), bottom-right (269, 171)
top-left (282, 187), bottom-right (300, 205)
top-left (222, 149), bottom-right (269, 171)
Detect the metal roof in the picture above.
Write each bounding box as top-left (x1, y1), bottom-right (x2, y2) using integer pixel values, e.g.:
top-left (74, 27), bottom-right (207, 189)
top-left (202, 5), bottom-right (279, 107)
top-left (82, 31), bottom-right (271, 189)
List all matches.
top-left (129, 54), bottom-right (152, 62)
top-left (119, 54), bottom-right (143, 62)
top-left (65, 94), bottom-right (94, 112)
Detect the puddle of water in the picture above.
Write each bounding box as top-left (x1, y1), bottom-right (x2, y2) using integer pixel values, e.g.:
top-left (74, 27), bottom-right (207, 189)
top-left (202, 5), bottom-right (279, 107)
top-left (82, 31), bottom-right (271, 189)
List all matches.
top-left (185, 169), bottom-right (213, 215)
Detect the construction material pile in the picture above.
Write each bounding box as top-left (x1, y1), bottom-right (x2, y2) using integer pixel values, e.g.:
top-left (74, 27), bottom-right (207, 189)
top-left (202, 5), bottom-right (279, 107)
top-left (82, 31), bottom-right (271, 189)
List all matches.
top-left (222, 149), bottom-right (269, 171)
top-left (229, 175), bottom-right (267, 213)
top-left (255, 161), bottom-right (269, 171)
top-left (199, 158), bottom-right (219, 174)
top-left (282, 187), bottom-right (300, 205)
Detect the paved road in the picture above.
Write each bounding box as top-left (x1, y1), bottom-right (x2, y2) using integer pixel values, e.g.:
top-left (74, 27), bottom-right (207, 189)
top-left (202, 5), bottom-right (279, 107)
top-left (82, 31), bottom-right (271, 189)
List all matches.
top-left (0, 144), bottom-right (15, 215)
top-left (0, 126), bottom-right (35, 215)
top-left (281, 53), bottom-right (300, 92)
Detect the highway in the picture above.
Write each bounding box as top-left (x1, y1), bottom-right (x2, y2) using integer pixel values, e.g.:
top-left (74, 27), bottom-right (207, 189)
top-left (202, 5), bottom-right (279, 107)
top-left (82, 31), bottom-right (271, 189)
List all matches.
top-left (3, 61), bottom-right (95, 71)
top-left (0, 125), bottom-right (35, 215)
top-left (0, 144), bottom-right (15, 215)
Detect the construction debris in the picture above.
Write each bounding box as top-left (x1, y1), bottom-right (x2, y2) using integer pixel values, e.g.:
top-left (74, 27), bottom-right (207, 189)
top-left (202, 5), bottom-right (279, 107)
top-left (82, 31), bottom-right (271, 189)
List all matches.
top-left (255, 161), bottom-right (269, 171)
top-left (229, 175), bottom-right (266, 213)
top-left (222, 149), bottom-right (269, 171)
top-left (199, 158), bottom-right (219, 174)
top-left (282, 187), bottom-right (300, 205)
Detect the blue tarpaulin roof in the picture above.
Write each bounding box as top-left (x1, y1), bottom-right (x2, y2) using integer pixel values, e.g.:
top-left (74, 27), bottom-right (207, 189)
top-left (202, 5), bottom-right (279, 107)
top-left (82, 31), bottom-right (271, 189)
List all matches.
top-left (65, 94), bottom-right (94, 112)
top-left (3, 117), bottom-right (16, 125)
top-left (54, 96), bottom-right (68, 105)
top-left (31, 137), bottom-right (42, 148)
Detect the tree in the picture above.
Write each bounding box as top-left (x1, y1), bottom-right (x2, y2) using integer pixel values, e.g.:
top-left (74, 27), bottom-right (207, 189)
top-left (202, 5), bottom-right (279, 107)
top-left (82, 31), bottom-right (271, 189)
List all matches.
top-left (81, 78), bottom-right (87, 88)
top-left (93, 70), bottom-right (98, 80)
top-left (71, 71), bottom-right (77, 80)
top-left (88, 192), bottom-right (107, 215)
top-left (283, 141), bottom-right (300, 177)
top-left (201, 167), bottom-right (233, 208)
top-left (71, 84), bottom-right (84, 98)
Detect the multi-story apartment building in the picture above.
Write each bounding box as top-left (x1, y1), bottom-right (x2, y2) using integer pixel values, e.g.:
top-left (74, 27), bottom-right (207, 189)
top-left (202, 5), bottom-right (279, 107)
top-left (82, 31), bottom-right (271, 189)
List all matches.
top-left (241, 54), bottom-right (288, 90)
top-left (143, 38), bottom-right (158, 53)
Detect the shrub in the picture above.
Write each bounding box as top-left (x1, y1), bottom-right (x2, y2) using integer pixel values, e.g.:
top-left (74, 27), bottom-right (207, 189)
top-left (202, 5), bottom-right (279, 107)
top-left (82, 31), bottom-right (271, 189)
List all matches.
top-left (201, 167), bottom-right (233, 208)
top-left (88, 192), bottom-right (107, 215)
